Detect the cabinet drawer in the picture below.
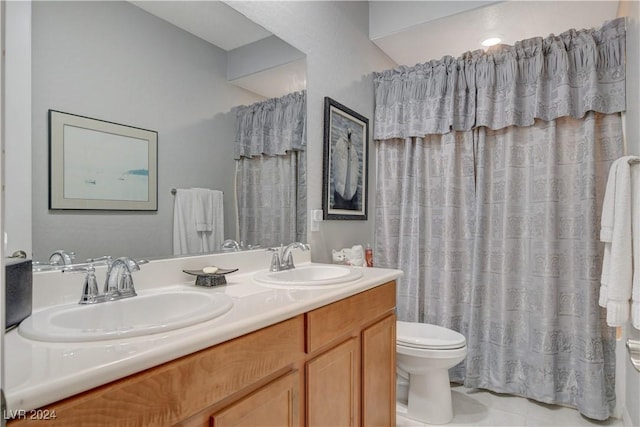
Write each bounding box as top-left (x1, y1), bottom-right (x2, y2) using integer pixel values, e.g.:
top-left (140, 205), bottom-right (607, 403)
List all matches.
top-left (305, 282), bottom-right (395, 353)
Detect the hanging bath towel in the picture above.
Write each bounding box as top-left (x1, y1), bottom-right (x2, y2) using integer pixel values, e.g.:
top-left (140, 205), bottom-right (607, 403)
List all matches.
top-left (600, 156), bottom-right (640, 329)
top-left (173, 188), bottom-right (224, 255)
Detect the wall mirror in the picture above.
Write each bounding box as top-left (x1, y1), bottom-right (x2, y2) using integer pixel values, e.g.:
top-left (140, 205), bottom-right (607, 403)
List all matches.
top-left (5, 0), bottom-right (307, 264)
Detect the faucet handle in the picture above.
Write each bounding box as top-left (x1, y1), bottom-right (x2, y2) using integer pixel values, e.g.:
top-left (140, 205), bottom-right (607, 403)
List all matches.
top-left (79, 265), bottom-right (101, 304)
top-left (63, 263), bottom-right (103, 304)
top-left (266, 248), bottom-right (281, 272)
top-left (118, 271), bottom-right (137, 298)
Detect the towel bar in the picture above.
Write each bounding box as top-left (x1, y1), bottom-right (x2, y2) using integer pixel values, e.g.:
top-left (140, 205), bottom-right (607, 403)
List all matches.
top-left (170, 188), bottom-right (223, 195)
top-left (627, 338), bottom-right (640, 372)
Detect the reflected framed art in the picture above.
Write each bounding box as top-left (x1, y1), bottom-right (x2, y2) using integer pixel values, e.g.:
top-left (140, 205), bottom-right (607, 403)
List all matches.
top-left (49, 110), bottom-right (158, 210)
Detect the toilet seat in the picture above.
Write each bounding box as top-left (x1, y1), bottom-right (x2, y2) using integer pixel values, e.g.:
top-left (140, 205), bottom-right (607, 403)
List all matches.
top-left (397, 321), bottom-right (466, 350)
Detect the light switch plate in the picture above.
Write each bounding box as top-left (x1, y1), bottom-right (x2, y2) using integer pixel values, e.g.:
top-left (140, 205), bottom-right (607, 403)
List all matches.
top-left (310, 209), bottom-right (323, 232)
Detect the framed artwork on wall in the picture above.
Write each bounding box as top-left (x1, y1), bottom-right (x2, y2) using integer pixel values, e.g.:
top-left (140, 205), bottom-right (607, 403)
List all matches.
top-left (322, 97), bottom-right (369, 220)
top-left (49, 110), bottom-right (158, 211)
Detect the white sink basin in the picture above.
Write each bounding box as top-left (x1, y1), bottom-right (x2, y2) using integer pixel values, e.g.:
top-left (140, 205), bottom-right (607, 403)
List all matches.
top-left (18, 287), bottom-right (233, 342)
top-left (253, 265), bottom-right (363, 288)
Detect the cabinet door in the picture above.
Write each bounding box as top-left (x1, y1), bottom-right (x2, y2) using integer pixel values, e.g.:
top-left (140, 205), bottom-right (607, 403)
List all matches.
top-left (306, 337), bottom-right (359, 427)
top-left (211, 370), bottom-right (300, 427)
top-left (362, 314), bottom-right (396, 427)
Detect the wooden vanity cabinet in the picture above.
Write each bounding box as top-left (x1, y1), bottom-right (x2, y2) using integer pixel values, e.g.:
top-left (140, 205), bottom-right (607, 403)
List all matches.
top-left (305, 280), bottom-right (396, 427)
top-left (8, 281), bottom-right (396, 427)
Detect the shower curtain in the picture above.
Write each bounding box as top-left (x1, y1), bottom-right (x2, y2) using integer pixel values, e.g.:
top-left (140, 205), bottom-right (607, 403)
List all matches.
top-left (234, 91), bottom-right (307, 248)
top-left (374, 18), bottom-right (625, 419)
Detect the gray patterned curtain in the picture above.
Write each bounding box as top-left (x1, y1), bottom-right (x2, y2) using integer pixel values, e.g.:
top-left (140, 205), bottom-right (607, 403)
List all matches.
top-left (374, 19), bottom-right (625, 420)
top-left (466, 113), bottom-right (621, 419)
top-left (374, 18), bottom-right (625, 138)
top-left (235, 91), bottom-right (307, 248)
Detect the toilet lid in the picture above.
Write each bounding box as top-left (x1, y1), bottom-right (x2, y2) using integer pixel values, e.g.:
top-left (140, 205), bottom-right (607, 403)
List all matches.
top-left (397, 321), bottom-right (466, 350)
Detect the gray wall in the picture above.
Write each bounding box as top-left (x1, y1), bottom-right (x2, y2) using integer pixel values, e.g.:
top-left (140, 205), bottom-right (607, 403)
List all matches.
top-left (31, 1), bottom-right (262, 261)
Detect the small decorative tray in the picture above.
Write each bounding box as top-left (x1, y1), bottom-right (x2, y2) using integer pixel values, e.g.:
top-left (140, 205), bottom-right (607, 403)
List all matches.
top-left (182, 267), bottom-right (239, 287)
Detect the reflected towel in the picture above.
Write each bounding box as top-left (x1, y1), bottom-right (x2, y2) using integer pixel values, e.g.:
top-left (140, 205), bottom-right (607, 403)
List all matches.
top-left (173, 188), bottom-right (224, 255)
top-left (632, 164), bottom-right (640, 329)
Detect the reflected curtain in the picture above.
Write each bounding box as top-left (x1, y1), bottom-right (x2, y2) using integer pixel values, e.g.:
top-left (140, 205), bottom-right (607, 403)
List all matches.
top-left (374, 18), bottom-right (625, 419)
top-left (234, 91), bottom-right (307, 248)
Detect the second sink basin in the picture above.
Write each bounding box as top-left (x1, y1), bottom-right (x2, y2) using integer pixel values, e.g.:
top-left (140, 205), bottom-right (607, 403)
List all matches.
top-left (253, 264), bottom-right (363, 287)
top-left (18, 287), bottom-right (233, 342)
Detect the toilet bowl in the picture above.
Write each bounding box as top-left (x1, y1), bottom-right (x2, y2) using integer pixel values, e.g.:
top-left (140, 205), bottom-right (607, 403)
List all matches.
top-left (396, 321), bottom-right (467, 425)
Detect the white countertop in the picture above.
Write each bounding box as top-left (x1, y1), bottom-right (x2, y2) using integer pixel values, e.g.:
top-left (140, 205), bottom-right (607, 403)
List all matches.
top-left (5, 252), bottom-right (401, 412)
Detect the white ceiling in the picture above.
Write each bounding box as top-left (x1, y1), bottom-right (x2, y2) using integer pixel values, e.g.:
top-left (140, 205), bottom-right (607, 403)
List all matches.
top-left (371, 1), bottom-right (621, 67)
top-left (230, 58), bottom-right (307, 99)
top-left (130, 0), bottom-right (302, 98)
top-left (130, 0), bottom-right (271, 51)
top-left (128, 1), bottom-right (620, 96)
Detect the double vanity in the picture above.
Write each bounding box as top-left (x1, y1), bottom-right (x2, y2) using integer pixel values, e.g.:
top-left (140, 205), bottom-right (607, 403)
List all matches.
top-left (5, 249), bottom-right (401, 426)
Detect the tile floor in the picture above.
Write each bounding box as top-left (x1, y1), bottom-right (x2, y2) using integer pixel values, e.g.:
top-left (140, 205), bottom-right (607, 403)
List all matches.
top-left (396, 385), bottom-right (624, 427)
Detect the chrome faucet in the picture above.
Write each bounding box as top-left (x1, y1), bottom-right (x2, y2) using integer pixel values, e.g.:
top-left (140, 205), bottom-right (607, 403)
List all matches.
top-left (63, 256), bottom-right (146, 304)
top-left (222, 239), bottom-right (241, 251)
top-left (103, 257), bottom-right (144, 300)
top-left (268, 242), bottom-right (309, 272)
top-left (49, 250), bottom-right (76, 266)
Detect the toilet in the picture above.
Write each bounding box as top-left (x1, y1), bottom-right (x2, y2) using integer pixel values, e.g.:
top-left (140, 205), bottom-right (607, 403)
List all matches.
top-left (396, 321), bottom-right (467, 425)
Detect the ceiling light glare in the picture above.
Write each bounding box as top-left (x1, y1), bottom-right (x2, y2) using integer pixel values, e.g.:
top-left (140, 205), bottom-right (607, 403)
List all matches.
top-left (481, 37), bottom-right (502, 47)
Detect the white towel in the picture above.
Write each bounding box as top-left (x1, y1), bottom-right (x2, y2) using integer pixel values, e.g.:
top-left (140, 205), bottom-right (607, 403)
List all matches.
top-left (173, 188), bottom-right (224, 255)
top-left (599, 156), bottom-right (640, 328)
top-left (193, 188), bottom-right (213, 232)
top-left (632, 164), bottom-right (640, 329)
top-left (599, 158), bottom-right (621, 307)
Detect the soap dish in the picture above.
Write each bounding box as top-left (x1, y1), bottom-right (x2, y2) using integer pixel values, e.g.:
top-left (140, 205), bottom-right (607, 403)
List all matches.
top-left (182, 268), bottom-right (239, 287)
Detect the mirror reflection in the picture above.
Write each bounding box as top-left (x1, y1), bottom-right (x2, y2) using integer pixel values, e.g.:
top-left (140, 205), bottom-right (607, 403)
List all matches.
top-left (11, 1), bottom-right (307, 265)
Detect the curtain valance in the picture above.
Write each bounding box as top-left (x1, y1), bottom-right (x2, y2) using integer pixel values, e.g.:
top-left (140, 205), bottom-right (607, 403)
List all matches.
top-left (374, 17), bottom-right (626, 139)
top-left (234, 91), bottom-right (306, 159)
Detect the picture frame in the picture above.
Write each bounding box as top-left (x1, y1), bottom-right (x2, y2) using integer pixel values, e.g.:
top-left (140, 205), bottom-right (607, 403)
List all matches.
top-left (322, 97), bottom-right (369, 220)
top-left (49, 110), bottom-right (158, 211)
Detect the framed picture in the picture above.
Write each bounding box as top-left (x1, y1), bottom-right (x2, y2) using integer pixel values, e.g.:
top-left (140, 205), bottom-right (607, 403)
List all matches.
top-left (322, 97), bottom-right (369, 220)
top-left (49, 110), bottom-right (158, 211)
